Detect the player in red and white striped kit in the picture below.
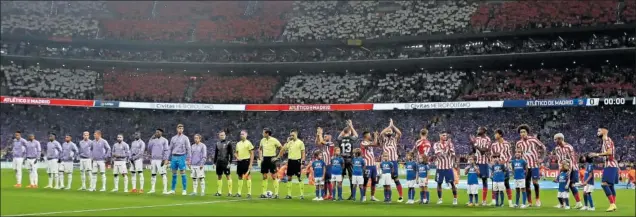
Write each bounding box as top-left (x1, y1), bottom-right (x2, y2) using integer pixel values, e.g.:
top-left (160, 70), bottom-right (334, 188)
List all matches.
top-left (515, 124), bottom-right (546, 207)
top-left (379, 118), bottom-right (403, 202)
top-left (316, 127), bottom-right (334, 200)
top-left (590, 126), bottom-right (619, 212)
top-left (491, 129), bottom-right (513, 207)
top-left (361, 131), bottom-right (380, 201)
top-left (413, 129), bottom-right (432, 161)
top-left (469, 127), bottom-right (491, 206)
top-left (434, 132), bottom-right (458, 205)
top-left (553, 133), bottom-right (583, 209)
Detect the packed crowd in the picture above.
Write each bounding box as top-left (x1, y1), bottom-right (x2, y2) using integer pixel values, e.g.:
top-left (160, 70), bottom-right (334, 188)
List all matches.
top-left (3, 33), bottom-right (634, 63)
top-left (1, 63), bottom-right (98, 99)
top-left (2, 63), bottom-right (633, 104)
top-left (1, 1), bottom-right (634, 42)
top-left (1, 105), bottom-right (634, 165)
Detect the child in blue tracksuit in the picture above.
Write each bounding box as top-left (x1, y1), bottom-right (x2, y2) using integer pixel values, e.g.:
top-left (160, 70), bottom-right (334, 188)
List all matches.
top-left (556, 163), bottom-right (571, 209)
top-left (491, 156), bottom-right (507, 207)
top-left (379, 153), bottom-right (394, 203)
top-left (581, 154), bottom-right (595, 211)
top-left (511, 150), bottom-right (528, 208)
top-left (405, 152), bottom-right (418, 204)
top-left (418, 155), bottom-right (430, 204)
top-left (465, 157), bottom-right (480, 206)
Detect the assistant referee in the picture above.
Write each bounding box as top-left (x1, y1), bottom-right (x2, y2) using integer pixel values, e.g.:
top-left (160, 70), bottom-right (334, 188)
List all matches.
top-left (258, 128), bottom-right (282, 198)
top-left (278, 129), bottom-right (306, 200)
top-left (235, 130), bottom-right (254, 198)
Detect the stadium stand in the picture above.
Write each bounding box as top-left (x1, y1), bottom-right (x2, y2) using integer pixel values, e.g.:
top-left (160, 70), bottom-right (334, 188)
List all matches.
top-left (192, 76), bottom-right (280, 104)
top-left (274, 74), bottom-right (372, 104)
top-left (1, 64), bottom-right (98, 99)
top-left (367, 70), bottom-right (468, 103)
top-left (102, 71), bottom-right (189, 102)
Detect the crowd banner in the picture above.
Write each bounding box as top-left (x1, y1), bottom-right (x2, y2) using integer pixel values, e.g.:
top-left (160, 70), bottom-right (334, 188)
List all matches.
top-left (245, 104), bottom-right (373, 111)
top-left (373, 101), bottom-right (504, 110)
top-left (0, 96), bottom-right (94, 107)
top-left (503, 98), bottom-right (588, 108)
top-left (117, 101), bottom-right (245, 111)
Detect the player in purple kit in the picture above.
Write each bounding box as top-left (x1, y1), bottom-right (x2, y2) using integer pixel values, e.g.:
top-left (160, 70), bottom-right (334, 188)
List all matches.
top-left (78, 131), bottom-right (93, 191)
top-left (129, 132), bottom-right (146, 193)
top-left (44, 133), bottom-right (62, 189)
top-left (24, 134), bottom-right (41, 188)
top-left (10, 131), bottom-right (27, 188)
top-left (147, 128), bottom-right (170, 194)
top-left (190, 134), bottom-right (207, 196)
top-left (90, 130), bottom-right (111, 192)
top-left (59, 134), bottom-right (78, 190)
top-left (111, 134), bottom-right (130, 192)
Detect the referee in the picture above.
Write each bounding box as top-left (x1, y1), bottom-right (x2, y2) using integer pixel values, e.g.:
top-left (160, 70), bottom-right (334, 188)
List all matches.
top-left (235, 130), bottom-right (254, 198)
top-left (277, 129), bottom-right (306, 200)
top-left (258, 128), bottom-right (282, 198)
top-left (213, 131), bottom-right (233, 197)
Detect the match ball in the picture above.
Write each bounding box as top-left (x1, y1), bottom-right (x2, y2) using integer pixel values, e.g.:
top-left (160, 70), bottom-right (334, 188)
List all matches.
top-left (266, 191), bottom-right (273, 198)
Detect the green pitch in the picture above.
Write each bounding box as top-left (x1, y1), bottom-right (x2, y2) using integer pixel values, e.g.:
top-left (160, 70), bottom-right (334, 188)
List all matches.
top-left (1, 169), bottom-right (634, 216)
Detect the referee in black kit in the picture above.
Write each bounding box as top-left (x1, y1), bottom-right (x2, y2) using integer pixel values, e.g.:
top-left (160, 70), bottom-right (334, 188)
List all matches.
top-left (214, 130), bottom-right (233, 197)
top-left (338, 120), bottom-right (359, 200)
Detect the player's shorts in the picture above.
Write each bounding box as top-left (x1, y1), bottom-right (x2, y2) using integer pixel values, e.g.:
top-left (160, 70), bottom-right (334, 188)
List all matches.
top-left (24, 158), bottom-right (37, 170)
top-left (390, 161), bottom-right (399, 178)
top-left (478, 164), bottom-right (490, 178)
top-left (468, 184), bottom-right (479, 194)
top-left (47, 159), bottom-right (59, 173)
top-left (12, 157), bottom-right (24, 170)
top-left (150, 159), bottom-right (166, 175)
top-left (191, 166), bottom-right (205, 179)
top-left (216, 161), bottom-right (231, 176)
top-left (583, 185), bottom-right (595, 193)
top-left (514, 179), bottom-right (525, 188)
top-left (92, 160), bottom-right (106, 173)
top-left (129, 159), bottom-right (143, 172)
top-left (324, 165), bottom-right (332, 180)
top-left (379, 173), bottom-right (393, 186)
top-left (352, 175), bottom-right (364, 185)
top-left (79, 158), bottom-right (92, 171)
top-left (602, 167), bottom-right (619, 184)
top-left (237, 159), bottom-right (251, 177)
top-left (170, 154), bottom-right (187, 171)
top-left (314, 177), bottom-right (324, 185)
top-left (418, 177), bottom-right (429, 187)
top-left (493, 181), bottom-right (505, 191)
top-left (331, 175), bottom-right (343, 182)
top-left (113, 161), bottom-right (128, 174)
top-left (61, 161), bottom-right (73, 173)
top-left (260, 157), bottom-right (277, 174)
top-left (364, 166), bottom-right (377, 179)
top-left (342, 157), bottom-right (353, 176)
top-left (406, 180), bottom-right (417, 188)
top-left (526, 168), bottom-right (540, 180)
top-left (435, 169), bottom-right (454, 184)
top-left (557, 191), bottom-right (569, 198)
top-left (287, 159), bottom-right (302, 177)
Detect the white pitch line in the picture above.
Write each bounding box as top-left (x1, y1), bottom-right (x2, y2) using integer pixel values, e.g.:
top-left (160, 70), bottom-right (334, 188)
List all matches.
top-left (4, 199), bottom-right (247, 216)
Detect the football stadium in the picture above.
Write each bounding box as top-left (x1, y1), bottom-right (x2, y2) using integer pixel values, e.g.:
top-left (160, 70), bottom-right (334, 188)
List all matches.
top-left (1, 1), bottom-right (635, 216)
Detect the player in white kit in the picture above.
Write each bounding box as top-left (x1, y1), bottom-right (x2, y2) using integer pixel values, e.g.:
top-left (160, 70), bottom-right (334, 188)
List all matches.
top-left (78, 131), bottom-right (93, 190)
top-left (129, 132), bottom-right (146, 193)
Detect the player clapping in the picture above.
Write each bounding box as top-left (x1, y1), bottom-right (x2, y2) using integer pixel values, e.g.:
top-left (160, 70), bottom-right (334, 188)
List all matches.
top-left (111, 134), bottom-right (130, 192)
top-left (129, 132), bottom-right (146, 193)
top-left (190, 134), bottom-right (207, 196)
top-left (59, 134), bottom-right (78, 190)
top-left (433, 132), bottom-right (458, 205)
top-left (380, 119), bottom-right (403, 202)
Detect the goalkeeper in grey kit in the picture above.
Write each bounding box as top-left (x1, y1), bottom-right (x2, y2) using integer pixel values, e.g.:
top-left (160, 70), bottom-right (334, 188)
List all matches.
top-left (214, 131), bottom-right (234, 196)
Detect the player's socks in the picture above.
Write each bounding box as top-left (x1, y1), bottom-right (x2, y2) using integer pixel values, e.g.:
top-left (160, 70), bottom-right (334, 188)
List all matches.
top-left (526, 189), bottom-right (532, 204)
top-left (338, 186), bottom-right (343, 199)
top-left (139, 174), bottom-right (144, 190)
top-left (495, 191), bottom-right (499, 206)
top-left (171, 174), bottom-right (177, 191)
top-left (192, 178), bottom-right (198, 194)
top-left (426, 191), bottom-right (430, 202)
top-left (564, 198), bottom-right (570, 207)
top-left (419, 191), bottom-right (425, 202)
top-left (482, 188), bottom-right (488, 202)
top-left (100, 173), bottom-right (106, 189)
top-left (247, 180), bottom-right (252, 195)
top-left (162, 175), bottom-right (168, 192)
top-left (227, 179), bottom-right (233, 194)
top-left (331, 183), bottom-right (336, 198)
top-left (395, 180), bottom-right (403, 197)
top-left (274, 179), bottom-right (280, 195)
top-left (150, 175), bottom-right (156, 191)
top-left (609, 184), bottom-right (616, 197)
top-left (371, 185), bottom-right (376, 197)
top-left (315, 185), bottom-right (320, 197)
top-left (48, 174), bottom-right (53, 187)
top-left (262, 179), bottom-right (268, 194)
top-left (602, 185), bottom-right (612, 202)
top-left (67, 173), bottom-right (72, 188)
top-left (181, 174), bottom-right (187, 191)
top-left (587, 193), bottom-right (594, 208)
top-left (583, 192), bottom-right (589, 207)
top-left (499, 191), bottom-right (504, 205)
top-left (360, 186), bottom-right (365, 200)
top-left (90, 173), bottom-right (96, 189)
top-left (352, 185), bottom-right (357, 199)
top-left (437, 189), bottom-right (442, 199)
top-left (506, 189), bottom-right (512, 200)
top-left (114, 175), bottom-right (119, 190)
top-left (522, 191), bottom-right (527, 205)
top-left (469, 194), bottom-right (473, 204)
top-left (533, 183), bottom-right (540, 201)
top-left (297, 181), bottom-right (303, 198)
top-left (558, 198), bottom-right (564, 206)
top-left (16, 168), bottom-right (22, 185)
top-left (123, 175), bottom-right (129, 192)
top-left (217, 179), bottom-right (223, 194)
top-left (238, 180), bottom-right (244, 195)
top-left (132, 173), bottom-right (137, 190)
top-left (57, 172), bottom-right (63, 188)
top-left (515, 188), bottom-right (520, 205)
top-left (384, 188), bottom-right (389, 201)
top-left (200, 179), bottom-right (206, 194)
top-left (288, 181), bottom-right (294, 196)
top-left (452, 189), bottom-right (457, 199)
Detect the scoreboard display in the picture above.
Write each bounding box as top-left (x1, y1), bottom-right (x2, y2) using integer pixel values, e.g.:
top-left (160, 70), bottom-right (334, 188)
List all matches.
top-left (586, 97), bottom-right (636, 106)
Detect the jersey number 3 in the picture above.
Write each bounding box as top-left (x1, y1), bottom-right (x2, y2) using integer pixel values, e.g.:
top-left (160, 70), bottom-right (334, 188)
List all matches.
top-left (341, 143), bottom-right (352, 153)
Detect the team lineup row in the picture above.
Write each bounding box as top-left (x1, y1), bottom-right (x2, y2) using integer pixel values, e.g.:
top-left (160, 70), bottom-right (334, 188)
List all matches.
top-left (7, 121), bottom-right (621, 212)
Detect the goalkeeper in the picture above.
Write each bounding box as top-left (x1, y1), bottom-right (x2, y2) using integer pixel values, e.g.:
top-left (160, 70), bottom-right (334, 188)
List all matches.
top-left (258, 128), bottom-right (283, 199)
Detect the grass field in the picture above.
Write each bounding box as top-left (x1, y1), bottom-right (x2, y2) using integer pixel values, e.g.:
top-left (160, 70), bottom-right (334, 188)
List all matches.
top-left (1, 169), bottom-right (634, 216)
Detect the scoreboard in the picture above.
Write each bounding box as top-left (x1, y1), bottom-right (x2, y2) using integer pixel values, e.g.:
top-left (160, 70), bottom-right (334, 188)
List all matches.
top-left (586, 97), bottom-right (636, 106)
